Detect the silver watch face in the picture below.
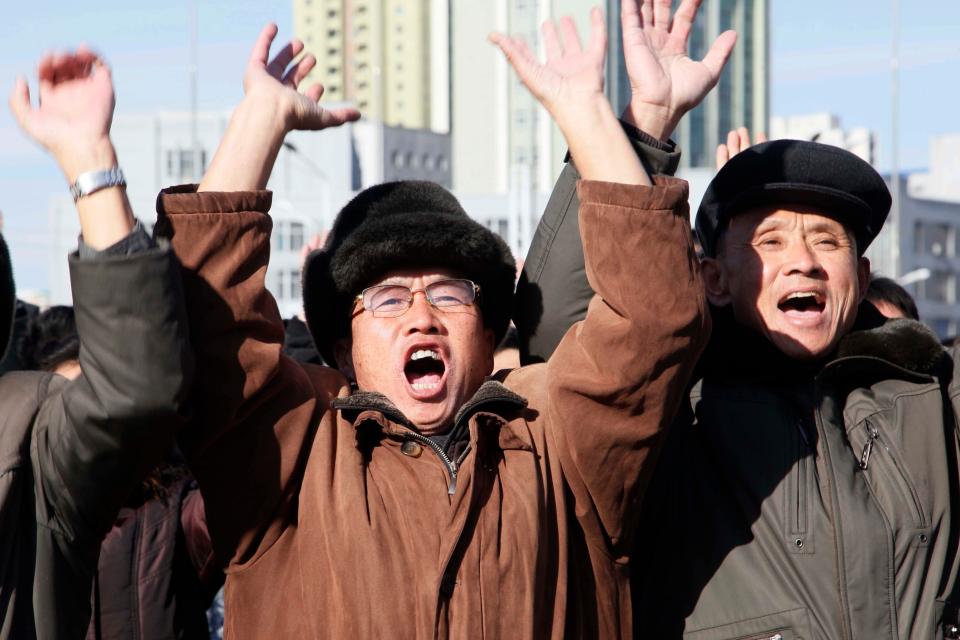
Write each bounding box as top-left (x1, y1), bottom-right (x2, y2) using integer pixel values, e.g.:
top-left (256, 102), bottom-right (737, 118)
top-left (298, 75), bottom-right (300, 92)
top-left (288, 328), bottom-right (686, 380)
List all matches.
top-left (71, 168), bottom-right (126, 201)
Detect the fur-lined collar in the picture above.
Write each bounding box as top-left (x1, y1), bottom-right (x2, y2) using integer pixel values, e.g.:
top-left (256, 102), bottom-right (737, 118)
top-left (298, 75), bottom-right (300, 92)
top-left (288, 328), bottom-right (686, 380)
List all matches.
top-left (834, 317), bottom-right (945, 375)
top-left (332, 380), bottom-right (528, 431)
top-left (701, 301), bottom-right (947, 382)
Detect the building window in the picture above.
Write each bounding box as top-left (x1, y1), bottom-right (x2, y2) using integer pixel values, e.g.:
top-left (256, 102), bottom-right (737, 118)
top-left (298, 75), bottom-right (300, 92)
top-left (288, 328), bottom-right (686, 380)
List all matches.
top-left (497, 219), bottom-right (508, 238)
top-left (931, 318), bottom-right (952, 338)
top-left (167, 148), bottom-right (207, 180)
top-left (918, 270), bottom-right (951, 303)
top-left (392, 150), bottom-right (405, 168)
top-left (275, 270), bottom-right (287, 300)
top-left (915, 221), bottom-right (952, 257)
top-left (290, 222), bottom-right (305, 251)
top-left (274, 221), bottom-right (286, 251)
top-left (289, 270), bottom-right (300, 300)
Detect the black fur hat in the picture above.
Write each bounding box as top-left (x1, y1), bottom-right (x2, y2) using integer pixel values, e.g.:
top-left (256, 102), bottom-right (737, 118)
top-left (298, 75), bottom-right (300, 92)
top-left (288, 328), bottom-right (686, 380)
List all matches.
top-left (303, 181), bottom-right (516, 367)
top-left (0, 234), bottom-right (14, 362)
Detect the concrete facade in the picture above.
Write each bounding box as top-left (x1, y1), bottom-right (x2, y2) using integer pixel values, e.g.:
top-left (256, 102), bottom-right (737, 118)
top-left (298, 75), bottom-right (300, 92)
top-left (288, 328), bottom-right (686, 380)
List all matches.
top-left (675, 0), bottom-right (769, 169)
top-left (293, 0), bottom-right (450, 132)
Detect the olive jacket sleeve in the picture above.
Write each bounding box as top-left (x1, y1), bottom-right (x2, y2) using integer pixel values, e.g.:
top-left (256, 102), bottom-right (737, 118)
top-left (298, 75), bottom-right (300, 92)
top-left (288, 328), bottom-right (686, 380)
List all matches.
top-left (515, 125), bottom-right (681, 364)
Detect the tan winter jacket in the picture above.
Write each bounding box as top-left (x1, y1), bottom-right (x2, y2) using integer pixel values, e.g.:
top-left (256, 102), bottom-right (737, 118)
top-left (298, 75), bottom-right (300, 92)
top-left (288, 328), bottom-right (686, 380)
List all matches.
top-left (156, 177), bottom-right (708, 639)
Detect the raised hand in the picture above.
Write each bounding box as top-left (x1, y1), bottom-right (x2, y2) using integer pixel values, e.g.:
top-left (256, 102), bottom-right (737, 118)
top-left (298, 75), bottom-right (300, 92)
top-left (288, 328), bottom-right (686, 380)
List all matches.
top-left (244, 23), bottom-right (359, 132)
top-left (490, 8), bottom-right (606, 127)
top-left (716, 127), bottom-right (767, 169)
top-left (491, 8), bottom-right (650, 186)
top-left (9, 47), bottom-right (117, 181)
top-left (620, 0), bottom-right (737, 141)
top-left (199, 24), bottom-right (361, 192)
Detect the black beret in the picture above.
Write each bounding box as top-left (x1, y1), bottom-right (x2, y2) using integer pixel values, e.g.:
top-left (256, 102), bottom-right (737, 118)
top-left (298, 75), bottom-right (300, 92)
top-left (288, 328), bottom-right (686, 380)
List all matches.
top-left (302, 181), bottom-right (516, 367)
top-left (0, 234), bottom-right (14, 361)
top-left (696, 139), bottom-right (891, 258)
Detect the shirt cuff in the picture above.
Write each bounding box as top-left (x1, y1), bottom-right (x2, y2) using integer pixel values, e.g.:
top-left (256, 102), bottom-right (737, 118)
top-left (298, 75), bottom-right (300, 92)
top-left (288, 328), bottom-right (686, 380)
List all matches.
top-left (77, 221), bottom-right (156, 259)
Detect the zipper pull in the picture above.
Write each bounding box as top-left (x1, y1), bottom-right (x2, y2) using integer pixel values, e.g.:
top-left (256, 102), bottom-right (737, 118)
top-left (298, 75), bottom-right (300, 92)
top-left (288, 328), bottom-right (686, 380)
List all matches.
top-left (447, 475), bottom-right (457, 496)
top-left (860, 424), bottom-right (879, 470)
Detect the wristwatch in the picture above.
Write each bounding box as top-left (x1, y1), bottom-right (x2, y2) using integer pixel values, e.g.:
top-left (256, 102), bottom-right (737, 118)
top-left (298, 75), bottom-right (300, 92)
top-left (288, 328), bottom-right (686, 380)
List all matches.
top-left (69, 167), bottom-right (126, 202)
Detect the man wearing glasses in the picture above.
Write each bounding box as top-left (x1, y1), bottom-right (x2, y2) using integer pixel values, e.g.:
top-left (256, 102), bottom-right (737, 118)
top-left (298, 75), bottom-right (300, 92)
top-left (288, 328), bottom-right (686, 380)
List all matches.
top-left (155, 0), bottom-right (723, 635)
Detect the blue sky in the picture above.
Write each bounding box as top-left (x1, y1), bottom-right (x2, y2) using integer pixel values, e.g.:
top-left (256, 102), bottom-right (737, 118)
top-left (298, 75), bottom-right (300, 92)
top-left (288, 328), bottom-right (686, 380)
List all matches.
top-left (1, 0), bottom-right (959, 290)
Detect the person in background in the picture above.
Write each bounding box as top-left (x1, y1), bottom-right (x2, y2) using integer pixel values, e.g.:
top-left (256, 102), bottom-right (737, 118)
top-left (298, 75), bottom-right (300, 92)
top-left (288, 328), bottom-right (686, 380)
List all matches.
top-left (866, 274), bottom-right (920, 320)
top-left (14, 305), bottom-right (221, 639)
top-left (2, 47), bottom-right (193, 638)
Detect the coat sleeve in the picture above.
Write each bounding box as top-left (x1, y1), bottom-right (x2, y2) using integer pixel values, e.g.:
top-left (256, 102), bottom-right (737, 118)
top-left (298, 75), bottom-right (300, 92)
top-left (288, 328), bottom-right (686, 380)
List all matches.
top-left (155, 186), bottom-right (335, 568)
top-left (31, 245), bottom-right (193, 545)
top-left (544, 177), bottom-right (709, 558)
top-left (515, 126), bottom-right (681, 364)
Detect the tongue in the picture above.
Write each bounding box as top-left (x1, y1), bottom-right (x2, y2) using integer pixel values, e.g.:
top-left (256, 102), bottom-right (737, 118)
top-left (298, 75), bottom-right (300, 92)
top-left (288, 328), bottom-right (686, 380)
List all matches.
top-left (408, 371), bottom-right (442, 386)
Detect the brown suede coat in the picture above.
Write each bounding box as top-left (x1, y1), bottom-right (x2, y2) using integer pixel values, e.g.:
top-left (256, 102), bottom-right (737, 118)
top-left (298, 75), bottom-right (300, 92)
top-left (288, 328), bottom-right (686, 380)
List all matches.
top-left (156, 177), bottom-right (708, 639)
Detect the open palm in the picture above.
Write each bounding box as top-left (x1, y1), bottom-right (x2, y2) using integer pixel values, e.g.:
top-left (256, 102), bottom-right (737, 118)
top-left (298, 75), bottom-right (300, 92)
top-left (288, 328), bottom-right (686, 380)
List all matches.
top-left (9, 48), bottom-right (115, 157)
top-left (244, 23), bottom-right (359, 132)
top-left (621, 0), bottom-right (737, 136)
top-left (490, 8), bottom-right (607, 118)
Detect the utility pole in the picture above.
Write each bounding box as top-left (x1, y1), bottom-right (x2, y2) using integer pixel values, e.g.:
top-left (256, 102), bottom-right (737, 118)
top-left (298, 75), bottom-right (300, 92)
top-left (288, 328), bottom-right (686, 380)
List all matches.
top-left (190, 0), bottom-right (200, 181)
top-left (890, 0), bottom-right (901, 276)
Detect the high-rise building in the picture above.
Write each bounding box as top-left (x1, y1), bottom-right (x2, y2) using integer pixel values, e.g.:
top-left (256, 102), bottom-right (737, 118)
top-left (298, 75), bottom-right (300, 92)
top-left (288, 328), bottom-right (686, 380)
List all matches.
top-left (451, 0), bottom-right (768, 255)
top-left (675, 0), bottom-right (769, 168)
top-left (293, 0), bottom-right (450, 132)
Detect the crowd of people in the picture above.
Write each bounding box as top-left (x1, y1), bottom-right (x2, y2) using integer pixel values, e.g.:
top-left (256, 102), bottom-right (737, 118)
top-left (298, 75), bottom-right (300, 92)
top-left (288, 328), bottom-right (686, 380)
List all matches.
top-left (1, 0), bottom-right (958, 638)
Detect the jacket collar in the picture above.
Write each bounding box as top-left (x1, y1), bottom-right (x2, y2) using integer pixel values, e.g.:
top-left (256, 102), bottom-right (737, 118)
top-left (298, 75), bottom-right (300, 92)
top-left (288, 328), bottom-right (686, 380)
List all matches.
top-left (332, 380), bottom-right (528, 438)
top-left (701, 301), bottom-right (947, 383)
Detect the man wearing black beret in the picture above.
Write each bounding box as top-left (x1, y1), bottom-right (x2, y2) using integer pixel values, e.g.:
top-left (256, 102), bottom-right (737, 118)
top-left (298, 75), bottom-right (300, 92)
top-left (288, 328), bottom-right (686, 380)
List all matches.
top-left (152, 4), bottom-right (720, 637)
top-left (520, 126), bottom-right (960, 636)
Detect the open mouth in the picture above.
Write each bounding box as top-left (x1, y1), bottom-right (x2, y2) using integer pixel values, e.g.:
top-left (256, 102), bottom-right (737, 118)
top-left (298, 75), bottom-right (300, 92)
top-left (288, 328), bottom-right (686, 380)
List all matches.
top-left (777, 291), bottom-right (826, 315)
top-left (404, 348), bottom-right (447, 393)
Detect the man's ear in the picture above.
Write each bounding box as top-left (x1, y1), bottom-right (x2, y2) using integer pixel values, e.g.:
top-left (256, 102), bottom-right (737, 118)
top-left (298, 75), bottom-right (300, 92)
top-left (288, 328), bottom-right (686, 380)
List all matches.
top-left (701, 257), bottom-right (731, 306)
top-left (856, 256), bottom-right (871, 302)
top-left (334, 338), bottom-right (356, 381)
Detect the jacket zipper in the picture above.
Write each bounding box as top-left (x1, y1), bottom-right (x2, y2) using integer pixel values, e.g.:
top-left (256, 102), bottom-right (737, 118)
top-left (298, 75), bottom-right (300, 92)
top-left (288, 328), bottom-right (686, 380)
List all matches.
top-left (404, 431), bottom-right (464, 495)
top-left (858, 419), bottom-right (926, 526)
top-left (813, 381), bottom-right (854, 640)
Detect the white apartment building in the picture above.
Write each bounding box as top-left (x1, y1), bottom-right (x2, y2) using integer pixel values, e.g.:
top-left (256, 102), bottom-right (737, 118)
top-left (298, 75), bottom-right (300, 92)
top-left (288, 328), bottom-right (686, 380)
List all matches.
top-left (770, 113), bottom-right (877, 165)
top-left (47, 110), bottom-right (452, 317)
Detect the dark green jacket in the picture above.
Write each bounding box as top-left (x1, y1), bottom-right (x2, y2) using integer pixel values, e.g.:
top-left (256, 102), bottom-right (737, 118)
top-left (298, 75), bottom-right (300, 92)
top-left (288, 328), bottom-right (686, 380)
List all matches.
top-left (632, 306), bottom-right (960, 639)
top-left (517, 137), bottom-right (960, 639)
top-left (0, 245), bottom-right (193, 639)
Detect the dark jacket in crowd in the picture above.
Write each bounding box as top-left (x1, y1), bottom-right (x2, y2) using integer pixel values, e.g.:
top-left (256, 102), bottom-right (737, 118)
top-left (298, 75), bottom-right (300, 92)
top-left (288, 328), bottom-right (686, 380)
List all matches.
top-left (0, 229), bottom-right (193, 639)
top-left (155, 175), bottom-right (708, 638)
top-left (517, 133), bottom-right (960, 639)
top-left (87, 474), bottom-right (222, 640)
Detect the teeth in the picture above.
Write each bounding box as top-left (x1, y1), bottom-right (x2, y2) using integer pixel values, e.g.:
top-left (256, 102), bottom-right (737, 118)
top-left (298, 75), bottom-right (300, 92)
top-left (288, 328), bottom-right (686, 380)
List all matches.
top-left (786, 292), bottom-right (819, 301)
top-left (410, 349), bottom-right (440, 361)
top-left (412, 381), bottom-right (440, 391)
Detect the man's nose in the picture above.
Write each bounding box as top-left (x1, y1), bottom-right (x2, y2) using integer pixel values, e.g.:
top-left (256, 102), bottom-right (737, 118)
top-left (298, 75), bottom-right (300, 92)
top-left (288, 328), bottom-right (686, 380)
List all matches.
top-left (785, 239), bottom-right (824, 276)
top-left (403, 291), bottom-right (441, 334)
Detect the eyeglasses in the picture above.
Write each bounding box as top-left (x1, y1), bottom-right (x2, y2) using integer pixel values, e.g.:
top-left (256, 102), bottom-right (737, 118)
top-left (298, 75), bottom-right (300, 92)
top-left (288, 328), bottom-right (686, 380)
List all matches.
top-left (355, 278), bottom-right (480, 318)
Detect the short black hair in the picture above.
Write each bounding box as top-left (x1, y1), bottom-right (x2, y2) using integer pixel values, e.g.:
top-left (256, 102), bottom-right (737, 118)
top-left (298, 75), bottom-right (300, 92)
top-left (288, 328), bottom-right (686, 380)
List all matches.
top-left (18, 305), bottom-right (79, 371)
top-left (866, 275), bottom-right (919, 321)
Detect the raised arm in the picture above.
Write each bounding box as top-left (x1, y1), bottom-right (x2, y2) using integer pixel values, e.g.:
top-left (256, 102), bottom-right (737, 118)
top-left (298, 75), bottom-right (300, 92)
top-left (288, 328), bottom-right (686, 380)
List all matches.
top-left (199, 23), bottom-right (359, 191)
top-left (8, 50), bottom-right (192, 554)
top-left (157, 25), bottom-right (357, 567)
top-left (493, 7), bottom-right (712, 555)
top-left (515, 0), bottom-right (735, 363)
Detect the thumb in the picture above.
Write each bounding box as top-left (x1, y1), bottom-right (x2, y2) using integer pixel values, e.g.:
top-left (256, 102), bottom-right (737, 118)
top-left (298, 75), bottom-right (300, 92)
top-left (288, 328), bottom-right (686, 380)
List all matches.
top-left (8, 76), bottom-right (35, 133)
top-left (701, 30), bottom-right (737, 80)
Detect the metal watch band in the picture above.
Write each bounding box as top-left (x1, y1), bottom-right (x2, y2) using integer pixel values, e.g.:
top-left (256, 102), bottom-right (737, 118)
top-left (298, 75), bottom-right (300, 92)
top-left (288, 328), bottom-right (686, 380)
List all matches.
top-left (69, 167), bottom-right (126, 202)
